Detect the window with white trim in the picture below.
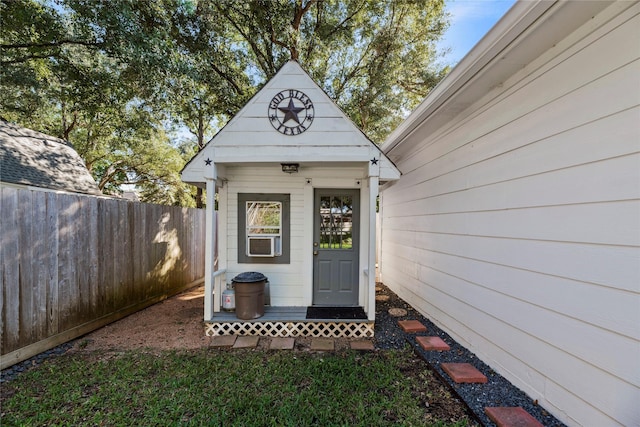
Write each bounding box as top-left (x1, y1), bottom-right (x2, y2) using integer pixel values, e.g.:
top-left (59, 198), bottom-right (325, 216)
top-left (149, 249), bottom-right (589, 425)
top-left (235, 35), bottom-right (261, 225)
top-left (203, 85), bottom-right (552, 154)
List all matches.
top-left (238, 193), bottom-right (290, 264)
top-left (246, 201), bottom-right (282, 257)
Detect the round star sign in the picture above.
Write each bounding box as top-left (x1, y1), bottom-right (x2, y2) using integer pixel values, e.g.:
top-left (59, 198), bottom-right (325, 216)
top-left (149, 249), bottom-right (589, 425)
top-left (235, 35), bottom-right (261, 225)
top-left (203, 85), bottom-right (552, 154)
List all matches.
top-left (268, 89), bottom-right (314, 135)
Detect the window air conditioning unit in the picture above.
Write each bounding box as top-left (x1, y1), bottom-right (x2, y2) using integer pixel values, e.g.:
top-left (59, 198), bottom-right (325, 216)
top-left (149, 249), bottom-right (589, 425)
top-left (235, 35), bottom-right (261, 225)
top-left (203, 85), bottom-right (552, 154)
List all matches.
top-left (247, 236), bottom-right (278, 257)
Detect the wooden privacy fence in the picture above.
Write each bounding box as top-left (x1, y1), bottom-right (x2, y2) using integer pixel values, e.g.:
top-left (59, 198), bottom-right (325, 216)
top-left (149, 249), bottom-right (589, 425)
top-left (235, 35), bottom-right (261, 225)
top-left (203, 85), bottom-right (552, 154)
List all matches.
top-left (1, 187), bottom-right (206, 369)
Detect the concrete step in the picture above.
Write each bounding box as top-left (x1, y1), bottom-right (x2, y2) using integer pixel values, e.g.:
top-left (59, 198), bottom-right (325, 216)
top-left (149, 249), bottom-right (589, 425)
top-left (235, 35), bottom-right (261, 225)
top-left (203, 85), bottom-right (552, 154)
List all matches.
top-left (350, 340), bottom-right (375, 351)
top-left (210, 335), bottom-right (237, 347)
top-left (269, 337), bottom-right (296, 350)
top-left (209, 335), bottom-right (375, 352)
top-left (233, 336), bottom-right (259, 349)
top-left (310, 338), bottom-right (334, 351)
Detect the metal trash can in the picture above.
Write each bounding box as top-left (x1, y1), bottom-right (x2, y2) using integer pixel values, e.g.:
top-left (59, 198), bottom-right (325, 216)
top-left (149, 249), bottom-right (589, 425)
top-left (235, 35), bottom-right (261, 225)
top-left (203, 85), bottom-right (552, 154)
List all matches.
top-left (232, 272), bottom-right (267, 320)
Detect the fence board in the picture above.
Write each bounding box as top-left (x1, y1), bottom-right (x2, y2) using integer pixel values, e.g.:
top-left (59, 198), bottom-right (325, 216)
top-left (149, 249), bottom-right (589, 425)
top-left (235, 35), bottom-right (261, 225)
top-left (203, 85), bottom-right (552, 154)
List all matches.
top-left (1, 188), bottom-right (20, 352)
top-left (76, 196), bottom-right (88, 324)
top-left (87, 196), bottom-right (99, 320)
top-left (32, 191), bottom-right (48, 342)
top-left (18, 190), bottom-right (34, 348)
top-left (1, 187), bottom-right (206, 368)
top-left (45, 192), bottom-right (59, 336)
top-left (132, 202), bottom-right (144, 301)
top-left (57, 194), bottom-right (76, 332)
top-left (0, 193), bottom-right (5, 349)
top-left (105, 197), bottom-right (117, 314)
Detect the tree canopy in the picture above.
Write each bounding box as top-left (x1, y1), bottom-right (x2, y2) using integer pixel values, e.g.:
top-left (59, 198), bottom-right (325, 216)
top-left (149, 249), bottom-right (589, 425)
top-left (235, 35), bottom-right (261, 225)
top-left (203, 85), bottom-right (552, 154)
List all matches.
top-left (1, 0), bottom-right (450, 206)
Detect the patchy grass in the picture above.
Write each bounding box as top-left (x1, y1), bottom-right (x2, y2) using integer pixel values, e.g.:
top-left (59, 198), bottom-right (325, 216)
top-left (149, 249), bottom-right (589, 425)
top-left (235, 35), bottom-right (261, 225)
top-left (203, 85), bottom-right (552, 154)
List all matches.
top-left (1, 347), bottom-right (476, 426)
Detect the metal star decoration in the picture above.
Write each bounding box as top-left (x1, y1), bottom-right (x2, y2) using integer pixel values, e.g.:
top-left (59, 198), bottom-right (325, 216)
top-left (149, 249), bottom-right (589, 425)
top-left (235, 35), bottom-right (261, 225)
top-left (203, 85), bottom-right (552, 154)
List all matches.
top-left (205, 158), bottom-right (212, 166)
top-left (278, 98), bottom-right (304, 124)
top-left (370, 157), bottom-right (378, 165)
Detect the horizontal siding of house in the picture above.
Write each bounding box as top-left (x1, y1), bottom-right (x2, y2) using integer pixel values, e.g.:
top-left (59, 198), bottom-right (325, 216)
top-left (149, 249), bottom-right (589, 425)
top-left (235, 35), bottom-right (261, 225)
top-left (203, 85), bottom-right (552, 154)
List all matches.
top-left (380, 5), bottom-right (639, 427)
top-left (224, 165), bottom-right (366, 306)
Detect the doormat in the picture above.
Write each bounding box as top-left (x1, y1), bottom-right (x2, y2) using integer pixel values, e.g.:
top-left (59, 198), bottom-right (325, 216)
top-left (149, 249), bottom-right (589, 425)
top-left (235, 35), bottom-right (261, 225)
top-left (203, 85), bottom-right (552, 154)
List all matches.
top-left (306, 306), bottom-right (367, 320)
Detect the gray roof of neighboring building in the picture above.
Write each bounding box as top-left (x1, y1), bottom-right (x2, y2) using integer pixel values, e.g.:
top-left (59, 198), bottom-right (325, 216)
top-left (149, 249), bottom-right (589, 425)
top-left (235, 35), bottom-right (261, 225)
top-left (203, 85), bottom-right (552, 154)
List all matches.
top-left (0, 120), bottom-right (102, 195)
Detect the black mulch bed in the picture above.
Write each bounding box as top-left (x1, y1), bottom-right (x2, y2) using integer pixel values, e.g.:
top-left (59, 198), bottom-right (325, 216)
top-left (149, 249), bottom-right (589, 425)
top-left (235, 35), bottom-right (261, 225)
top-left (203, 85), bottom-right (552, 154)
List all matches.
top-left (374, 283), bottom-right (566, 427)
top-left (1, 342), bottom-right (74, 384)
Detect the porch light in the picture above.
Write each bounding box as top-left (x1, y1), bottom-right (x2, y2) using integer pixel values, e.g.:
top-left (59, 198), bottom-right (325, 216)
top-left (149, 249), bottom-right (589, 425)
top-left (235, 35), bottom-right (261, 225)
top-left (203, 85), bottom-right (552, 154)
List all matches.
top-left (281, 163), bottom-right (299, 174)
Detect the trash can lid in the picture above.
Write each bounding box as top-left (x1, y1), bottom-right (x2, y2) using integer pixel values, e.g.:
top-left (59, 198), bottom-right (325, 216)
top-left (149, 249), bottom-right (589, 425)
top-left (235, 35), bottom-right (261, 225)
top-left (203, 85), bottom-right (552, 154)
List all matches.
top-left (232, 271), bottom-right (267, 283)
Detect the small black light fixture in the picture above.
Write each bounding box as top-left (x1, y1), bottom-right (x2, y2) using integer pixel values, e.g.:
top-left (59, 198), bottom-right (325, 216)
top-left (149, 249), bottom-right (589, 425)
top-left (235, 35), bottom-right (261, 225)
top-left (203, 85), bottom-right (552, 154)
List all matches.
top-left (281, 163), bottom-right (299, 174)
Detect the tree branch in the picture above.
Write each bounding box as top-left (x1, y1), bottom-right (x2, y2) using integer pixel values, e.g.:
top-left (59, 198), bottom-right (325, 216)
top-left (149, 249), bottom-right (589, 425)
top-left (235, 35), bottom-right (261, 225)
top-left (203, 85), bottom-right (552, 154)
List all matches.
top-left (0, 39), bottom-right (102, 50)
top-left (214, 3), bottom-right (272, 76)
top-left (98, 161), bottom-right (126, 190)
top-left (333, 38), bottom-right (374, 99)
top-left (1, 54), bottom-right (55, 65)
top-left (324, 0), bottom-right (368, 39)
top-left (292, 0), bottom-right (316, 29)
top-left (208, 61), bottom-right (243, 95)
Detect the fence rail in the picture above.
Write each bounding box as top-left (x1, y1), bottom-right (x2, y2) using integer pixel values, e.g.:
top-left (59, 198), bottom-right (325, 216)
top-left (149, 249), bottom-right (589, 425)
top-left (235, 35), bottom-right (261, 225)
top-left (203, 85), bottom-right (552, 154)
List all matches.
top-left (1, 187), bottom-right (206, 368)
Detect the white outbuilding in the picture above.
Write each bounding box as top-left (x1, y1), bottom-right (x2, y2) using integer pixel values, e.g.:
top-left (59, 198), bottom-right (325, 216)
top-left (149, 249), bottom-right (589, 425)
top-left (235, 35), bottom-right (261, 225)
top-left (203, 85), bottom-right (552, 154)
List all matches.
top-left (379, 1), bottom-right (640, 426)
top-left (182, 60), bottom-right (399, 337)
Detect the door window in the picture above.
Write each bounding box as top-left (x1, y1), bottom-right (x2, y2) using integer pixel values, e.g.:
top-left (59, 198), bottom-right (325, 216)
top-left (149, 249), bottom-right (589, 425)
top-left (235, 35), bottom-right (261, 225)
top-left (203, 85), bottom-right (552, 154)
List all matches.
top-left (319, 195), bottom-right (353, 250)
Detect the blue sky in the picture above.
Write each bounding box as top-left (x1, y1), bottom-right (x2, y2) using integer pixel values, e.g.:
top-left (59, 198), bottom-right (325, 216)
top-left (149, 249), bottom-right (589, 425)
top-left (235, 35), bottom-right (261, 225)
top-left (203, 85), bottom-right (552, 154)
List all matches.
top-left (438, 0), bottom-right (518, 64)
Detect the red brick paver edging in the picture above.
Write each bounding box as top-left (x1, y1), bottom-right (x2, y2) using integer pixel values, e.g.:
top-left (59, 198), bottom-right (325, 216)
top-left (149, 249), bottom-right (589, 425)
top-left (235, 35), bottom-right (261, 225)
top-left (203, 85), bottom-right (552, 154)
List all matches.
top-left (485, 407), bottom-right (544, 427)
top-left (441, 362), bottom-right (488, 383)
top-left (397, 320), bottom-right (427, 333)
top-left (416, 336), bottom-right (450, 351)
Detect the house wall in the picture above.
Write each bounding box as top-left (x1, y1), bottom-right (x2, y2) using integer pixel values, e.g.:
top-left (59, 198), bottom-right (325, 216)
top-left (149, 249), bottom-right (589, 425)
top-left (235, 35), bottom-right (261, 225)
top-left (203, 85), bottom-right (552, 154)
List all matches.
top-left (379, 4), bottom-right (640, 427)
top-left (223, 164), bottom-right (371, 308)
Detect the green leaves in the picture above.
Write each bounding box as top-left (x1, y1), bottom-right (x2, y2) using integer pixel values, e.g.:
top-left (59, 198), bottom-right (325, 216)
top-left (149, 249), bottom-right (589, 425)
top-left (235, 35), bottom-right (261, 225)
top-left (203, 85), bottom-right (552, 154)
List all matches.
top-left (1, 0), bottom-right (450, 205)
top-left (187, 0), bottom-right (451, 143)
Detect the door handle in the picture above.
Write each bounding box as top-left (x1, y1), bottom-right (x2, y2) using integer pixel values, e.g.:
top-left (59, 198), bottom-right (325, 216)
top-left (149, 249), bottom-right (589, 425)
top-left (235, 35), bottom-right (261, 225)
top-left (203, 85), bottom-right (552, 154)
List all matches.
top-left (313, 250), bottom-right (318, 256)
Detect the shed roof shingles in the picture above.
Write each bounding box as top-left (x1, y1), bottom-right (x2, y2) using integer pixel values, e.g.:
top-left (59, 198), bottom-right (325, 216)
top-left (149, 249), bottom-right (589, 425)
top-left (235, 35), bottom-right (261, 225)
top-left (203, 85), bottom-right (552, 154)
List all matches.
top-left (0, 120), bottom-right (102, 195)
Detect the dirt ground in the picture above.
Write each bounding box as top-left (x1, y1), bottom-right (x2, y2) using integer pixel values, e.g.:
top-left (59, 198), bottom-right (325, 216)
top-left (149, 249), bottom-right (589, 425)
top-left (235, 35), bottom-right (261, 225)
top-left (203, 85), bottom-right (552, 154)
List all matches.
top-left (72, 285), bottom-right (356, 353)
top-left (74, 285), bottom-right (211, 352)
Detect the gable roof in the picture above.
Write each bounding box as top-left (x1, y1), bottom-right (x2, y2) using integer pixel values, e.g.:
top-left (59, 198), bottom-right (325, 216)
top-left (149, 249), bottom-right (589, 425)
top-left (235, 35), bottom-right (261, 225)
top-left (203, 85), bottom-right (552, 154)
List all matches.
top-left (182, 60), bottom-right (400, 184)
top-left (0, 120), bottom-right (102, 195)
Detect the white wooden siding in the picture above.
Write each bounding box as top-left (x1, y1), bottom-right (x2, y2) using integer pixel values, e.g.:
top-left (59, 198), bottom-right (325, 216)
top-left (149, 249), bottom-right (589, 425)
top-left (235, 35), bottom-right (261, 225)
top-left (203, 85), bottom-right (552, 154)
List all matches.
top-left (224, 165), bottom-right (369, 307)
top-left (182, 60), bottom-right (400, 187)
top-left (380, 4), bottom-right (640, 427)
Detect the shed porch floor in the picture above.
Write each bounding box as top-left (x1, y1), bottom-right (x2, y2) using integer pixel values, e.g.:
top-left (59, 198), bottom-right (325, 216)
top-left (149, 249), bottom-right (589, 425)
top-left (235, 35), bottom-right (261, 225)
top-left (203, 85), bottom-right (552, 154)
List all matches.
top-left (207, 306), bottom-right (370, 323)
top-left (205, 306), bottom-right (374, 338)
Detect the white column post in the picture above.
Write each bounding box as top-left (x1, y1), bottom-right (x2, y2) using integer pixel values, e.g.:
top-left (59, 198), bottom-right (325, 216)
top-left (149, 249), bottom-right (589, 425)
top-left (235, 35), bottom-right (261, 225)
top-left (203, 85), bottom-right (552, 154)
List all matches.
top-left (203, 164), bottom-right (217, 321)
top-left (368, 154), bottom-right (380, 321)
top-left (303, 178), bottom-right (314, 306)
top-left (216, 180), bottom-right (228, 311)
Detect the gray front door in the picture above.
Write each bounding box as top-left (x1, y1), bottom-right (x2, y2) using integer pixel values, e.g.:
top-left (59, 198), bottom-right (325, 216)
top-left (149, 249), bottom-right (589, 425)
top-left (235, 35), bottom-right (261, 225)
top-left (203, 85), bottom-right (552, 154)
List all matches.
top-left (313, 189), bottom-right (360, 306)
